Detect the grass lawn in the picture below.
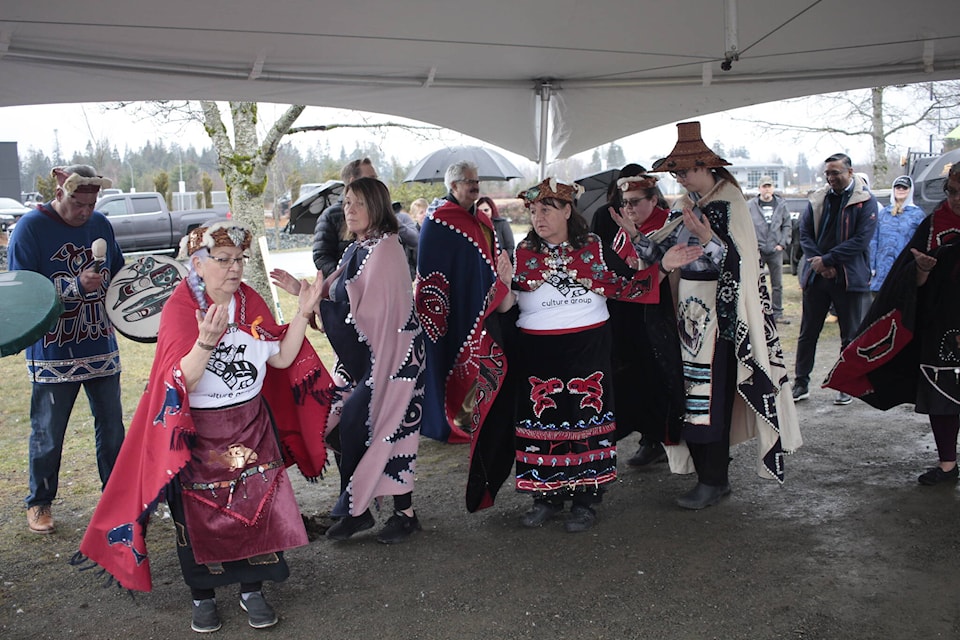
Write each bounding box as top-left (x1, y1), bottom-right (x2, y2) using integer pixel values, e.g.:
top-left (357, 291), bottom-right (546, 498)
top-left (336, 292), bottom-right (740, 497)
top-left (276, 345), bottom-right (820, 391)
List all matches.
top-left (0, 293), bottom-right (334, 484)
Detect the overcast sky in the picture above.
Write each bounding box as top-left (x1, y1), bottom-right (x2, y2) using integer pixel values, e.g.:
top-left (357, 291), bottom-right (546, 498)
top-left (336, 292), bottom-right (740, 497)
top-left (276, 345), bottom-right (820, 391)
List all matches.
top-left (0, 96), bottom-right (940, 176)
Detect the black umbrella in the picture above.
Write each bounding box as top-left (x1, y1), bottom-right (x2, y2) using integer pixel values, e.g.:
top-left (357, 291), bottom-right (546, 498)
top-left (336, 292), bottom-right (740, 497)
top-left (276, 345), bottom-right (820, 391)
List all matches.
top-left (285, 180), bottom-right (344, 234)
top-left (575, 168), bottom-right (620, 224)
top-left (404, 145), bottom-right (524, 183)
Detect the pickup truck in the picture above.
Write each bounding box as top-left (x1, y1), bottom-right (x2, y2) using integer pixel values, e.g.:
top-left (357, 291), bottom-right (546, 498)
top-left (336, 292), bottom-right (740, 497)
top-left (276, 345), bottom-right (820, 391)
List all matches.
top-left (95, 191), bottom-right (224, 254)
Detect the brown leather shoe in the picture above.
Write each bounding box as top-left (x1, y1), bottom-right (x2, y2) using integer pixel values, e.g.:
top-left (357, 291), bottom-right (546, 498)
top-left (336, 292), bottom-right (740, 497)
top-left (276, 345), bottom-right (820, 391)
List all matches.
top-left (27, 505), bottom-right (55, 534)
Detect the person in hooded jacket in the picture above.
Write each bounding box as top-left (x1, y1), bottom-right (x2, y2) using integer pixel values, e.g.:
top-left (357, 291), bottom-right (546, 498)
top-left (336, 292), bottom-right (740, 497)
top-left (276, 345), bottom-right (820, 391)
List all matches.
top-left (870, 175), bottom-right (926, 294)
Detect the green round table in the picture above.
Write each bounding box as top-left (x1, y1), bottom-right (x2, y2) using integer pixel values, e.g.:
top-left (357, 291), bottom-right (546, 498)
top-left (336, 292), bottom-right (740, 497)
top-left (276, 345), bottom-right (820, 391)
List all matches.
top-left (0, 270), bottom-right (63, 357)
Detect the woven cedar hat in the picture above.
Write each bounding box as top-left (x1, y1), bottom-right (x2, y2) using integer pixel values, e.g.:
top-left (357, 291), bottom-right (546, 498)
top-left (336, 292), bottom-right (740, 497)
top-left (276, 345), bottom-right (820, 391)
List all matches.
top-left (651, 122), bottom-right (731, 173)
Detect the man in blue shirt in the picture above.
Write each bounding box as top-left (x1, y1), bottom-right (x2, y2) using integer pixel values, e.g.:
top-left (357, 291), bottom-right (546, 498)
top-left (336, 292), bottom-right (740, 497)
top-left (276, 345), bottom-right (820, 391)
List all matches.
top-left (9, 164), bottom-right (126, 534)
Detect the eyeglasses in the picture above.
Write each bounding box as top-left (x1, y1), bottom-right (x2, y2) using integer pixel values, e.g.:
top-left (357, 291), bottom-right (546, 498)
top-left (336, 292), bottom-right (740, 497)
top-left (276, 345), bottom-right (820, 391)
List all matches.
top-left (824, 170), bottom-right (847, 178)
top-left (209, 255), bottom-right (248, 268)
top-left (621, 198), bottom-right (647, 209)
top-left (669, 170), bottom-right (688, 179)
top-left (457, 179), bottom-right (480, 186)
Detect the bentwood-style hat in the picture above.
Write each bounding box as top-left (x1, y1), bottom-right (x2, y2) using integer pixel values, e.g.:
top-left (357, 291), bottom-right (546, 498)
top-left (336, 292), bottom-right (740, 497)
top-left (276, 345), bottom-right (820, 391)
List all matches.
top-left (518, 177), bottom-right (584, 206)
top-left (651, 122), bottom-right (731, 173)
top-left (179, 220), bottom-right (253, 258)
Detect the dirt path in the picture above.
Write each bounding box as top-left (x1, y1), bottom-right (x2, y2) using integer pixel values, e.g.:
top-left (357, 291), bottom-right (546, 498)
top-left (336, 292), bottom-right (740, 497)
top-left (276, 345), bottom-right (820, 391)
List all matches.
top-left (2, 330), bottom-right (960, 640)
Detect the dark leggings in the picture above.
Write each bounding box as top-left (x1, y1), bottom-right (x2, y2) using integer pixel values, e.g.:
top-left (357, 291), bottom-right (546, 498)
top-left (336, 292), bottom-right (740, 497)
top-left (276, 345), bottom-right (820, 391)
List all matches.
top-left (394, 492), bottom-right (412, 512)
top-left (930, 415), bottom-right (960, 463)
top-left (191, 581), bottom-right (261, 601)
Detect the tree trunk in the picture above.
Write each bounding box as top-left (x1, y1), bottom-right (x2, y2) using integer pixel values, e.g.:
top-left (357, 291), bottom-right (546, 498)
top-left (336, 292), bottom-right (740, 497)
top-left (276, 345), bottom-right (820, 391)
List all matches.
top-left (199, 101), bottom-right (305, 312)
top-left (871, 87), bottom-right (888, 184)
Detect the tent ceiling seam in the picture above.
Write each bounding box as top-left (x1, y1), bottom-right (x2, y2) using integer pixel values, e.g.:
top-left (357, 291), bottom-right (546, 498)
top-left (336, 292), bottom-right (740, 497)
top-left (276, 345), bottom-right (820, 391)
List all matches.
top-left (6, 48), bottom-right (958, 90)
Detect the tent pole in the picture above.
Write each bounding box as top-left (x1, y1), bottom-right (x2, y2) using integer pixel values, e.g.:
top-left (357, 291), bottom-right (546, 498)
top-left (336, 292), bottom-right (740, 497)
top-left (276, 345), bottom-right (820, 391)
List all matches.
top-left (537, 82), bottom-right (552, 180)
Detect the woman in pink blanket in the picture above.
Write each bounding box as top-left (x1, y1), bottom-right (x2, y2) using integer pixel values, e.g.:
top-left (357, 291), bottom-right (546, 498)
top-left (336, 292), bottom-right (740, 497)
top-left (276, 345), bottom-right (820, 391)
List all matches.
top-left (273, 177), bottom-right (426, 544)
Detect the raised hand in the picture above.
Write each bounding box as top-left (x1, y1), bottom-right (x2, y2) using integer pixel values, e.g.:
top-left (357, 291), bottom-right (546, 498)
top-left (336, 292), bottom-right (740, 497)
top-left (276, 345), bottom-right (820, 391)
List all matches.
top-left (661, 244), bottom-right (704, 272)
top-left (269, 268), bottom-right (302, 296)
top-left (196, 303), bottom-right (229, 347)
top-left (496, 250), bottom-right (514, 285)
top-left (609, 206), bottom-right (637, 240)
top-left (682, 207), bottom-right (713, 245)
top-left (296, 273), bottom-right (323, 318)
top-left (911, 248), bottom-right (937, 273)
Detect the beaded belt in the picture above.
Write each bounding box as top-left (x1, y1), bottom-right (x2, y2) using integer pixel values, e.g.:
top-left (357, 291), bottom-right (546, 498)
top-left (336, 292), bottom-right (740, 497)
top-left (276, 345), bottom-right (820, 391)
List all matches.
top-left (184, 459), bottom-right (283, 508)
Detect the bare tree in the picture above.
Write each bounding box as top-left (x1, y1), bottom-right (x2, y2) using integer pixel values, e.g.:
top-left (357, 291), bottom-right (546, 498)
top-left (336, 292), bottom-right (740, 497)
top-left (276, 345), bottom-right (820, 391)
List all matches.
top-left (199, 101), bottom-right (304, 296)
top-left (112, 100), bottom-right (441, 302)
top-left (736, 81), bottom-right (960, 185)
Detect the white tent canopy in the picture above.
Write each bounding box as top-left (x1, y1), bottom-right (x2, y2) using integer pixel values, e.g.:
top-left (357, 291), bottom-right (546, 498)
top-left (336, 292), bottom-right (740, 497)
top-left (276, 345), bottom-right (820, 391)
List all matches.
top-left (3, 1), bottom-right (959, 168)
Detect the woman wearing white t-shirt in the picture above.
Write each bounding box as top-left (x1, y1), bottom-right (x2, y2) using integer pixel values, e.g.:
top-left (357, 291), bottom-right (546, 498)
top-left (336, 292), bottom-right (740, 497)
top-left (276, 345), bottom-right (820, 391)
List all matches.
top-left (495, 178), bottom-right (700, 533)
top-left (80, 220), bottom-right (331, 634)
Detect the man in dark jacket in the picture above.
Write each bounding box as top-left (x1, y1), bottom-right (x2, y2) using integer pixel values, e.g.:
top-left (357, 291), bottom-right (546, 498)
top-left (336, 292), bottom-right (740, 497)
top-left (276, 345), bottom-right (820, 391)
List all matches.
top-left (793, 153), bottom-right (877, 405)
top-left (747, 175), bottom-right (792, 323)
top-left (312, 157), bottom-right (378, 276)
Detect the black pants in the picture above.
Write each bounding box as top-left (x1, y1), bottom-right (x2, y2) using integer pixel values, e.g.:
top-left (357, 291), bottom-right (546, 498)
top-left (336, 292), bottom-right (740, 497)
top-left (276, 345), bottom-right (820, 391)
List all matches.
top-left (192, 582), bottom-right (261, 601)
top-left (795, 275), bottom-right (870, 387)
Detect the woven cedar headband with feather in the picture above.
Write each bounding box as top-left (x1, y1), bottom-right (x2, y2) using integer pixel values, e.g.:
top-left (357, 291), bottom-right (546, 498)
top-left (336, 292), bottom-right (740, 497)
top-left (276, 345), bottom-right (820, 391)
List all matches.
top-left (179, 220), bottom-right (253, 259)
top-left (518, 177), bottom-right (585, 206)
top-left (618, 175), bottom-right (659, 192)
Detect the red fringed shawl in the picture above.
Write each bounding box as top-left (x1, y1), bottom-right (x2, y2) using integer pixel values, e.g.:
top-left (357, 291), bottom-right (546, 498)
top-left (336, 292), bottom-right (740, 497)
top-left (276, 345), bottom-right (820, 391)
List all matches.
top-left (78, 281), bottom-right (333, 591)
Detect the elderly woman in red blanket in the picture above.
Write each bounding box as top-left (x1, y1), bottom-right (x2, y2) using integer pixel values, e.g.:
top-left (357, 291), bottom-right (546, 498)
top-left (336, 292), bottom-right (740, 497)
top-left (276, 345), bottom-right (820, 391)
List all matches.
top-left (611, 122), bottom-right (802, 511)
top-left (78, 220), bottom-right (333, 634)
top-left (494, 177), bottom-right (702, 533)
top-left (272, 177), bottom-right (426, 544)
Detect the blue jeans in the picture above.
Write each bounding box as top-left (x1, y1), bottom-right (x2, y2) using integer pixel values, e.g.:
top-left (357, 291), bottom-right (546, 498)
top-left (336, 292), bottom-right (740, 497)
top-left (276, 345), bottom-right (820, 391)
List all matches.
top-left (26, 374), bottom-right (125, 507)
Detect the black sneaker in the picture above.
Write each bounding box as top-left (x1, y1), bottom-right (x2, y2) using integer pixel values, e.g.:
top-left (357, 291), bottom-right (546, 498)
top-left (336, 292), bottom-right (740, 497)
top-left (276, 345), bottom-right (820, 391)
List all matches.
top-left (792, 383), bottom-right (809, 401)
top-left (918, 465), bottom-right (959, 486)
top-left (326, 509), bottom-right (375, 541)
top-left (377, 510), bottom-right (422, 544)
top-left (240, 592), bottom-right (278, 629)
top-left (191, 598), bottom-right (221, 633)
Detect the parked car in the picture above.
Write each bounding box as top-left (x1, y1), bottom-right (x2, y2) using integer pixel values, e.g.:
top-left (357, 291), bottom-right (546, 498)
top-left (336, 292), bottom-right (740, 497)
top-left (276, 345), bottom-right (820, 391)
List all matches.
top-left (0, 196), bottom-right (32, 231)
top-left (95, 191), bottom-right (223, 254)
top-left (21, 191), bottom-right (43, 207)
